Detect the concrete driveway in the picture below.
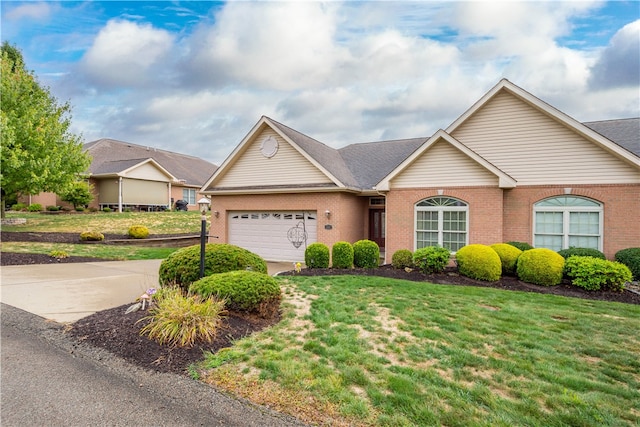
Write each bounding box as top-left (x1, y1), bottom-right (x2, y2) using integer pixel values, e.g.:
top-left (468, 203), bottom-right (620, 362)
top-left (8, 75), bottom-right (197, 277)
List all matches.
top-left (0, 260), bottom-right (293, 323)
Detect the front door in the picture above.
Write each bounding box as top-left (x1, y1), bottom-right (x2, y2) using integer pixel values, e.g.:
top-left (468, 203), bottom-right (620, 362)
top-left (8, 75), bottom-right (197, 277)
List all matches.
top-left (369, 209), bottom-right (385, 250)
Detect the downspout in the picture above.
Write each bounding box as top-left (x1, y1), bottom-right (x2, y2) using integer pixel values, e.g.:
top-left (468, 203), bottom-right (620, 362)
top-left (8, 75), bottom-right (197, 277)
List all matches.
top-left (118, 177), bottom-right (123, 213)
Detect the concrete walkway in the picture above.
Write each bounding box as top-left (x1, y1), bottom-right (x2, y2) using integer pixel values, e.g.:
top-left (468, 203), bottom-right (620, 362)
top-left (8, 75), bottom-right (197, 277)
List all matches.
top-left (0, 260), bottom-right (294, 323)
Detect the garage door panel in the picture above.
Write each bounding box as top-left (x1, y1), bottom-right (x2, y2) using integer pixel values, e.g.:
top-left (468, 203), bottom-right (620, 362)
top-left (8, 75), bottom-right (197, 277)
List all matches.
top-left (228, 211), bottom-right (317, 262)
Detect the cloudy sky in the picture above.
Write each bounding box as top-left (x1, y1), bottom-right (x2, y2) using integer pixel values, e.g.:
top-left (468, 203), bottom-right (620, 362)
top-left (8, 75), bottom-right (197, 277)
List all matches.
top-left (2, 1), bottom-right (639, 165)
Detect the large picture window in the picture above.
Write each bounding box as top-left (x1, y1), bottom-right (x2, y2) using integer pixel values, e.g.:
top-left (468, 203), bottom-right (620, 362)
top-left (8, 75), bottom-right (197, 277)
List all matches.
top-left (534, 196), bottom-right (602, 251)
top-left (182, 188), bottom-right (196, 205)
top-left (415, 197), bottom-right (468, 252)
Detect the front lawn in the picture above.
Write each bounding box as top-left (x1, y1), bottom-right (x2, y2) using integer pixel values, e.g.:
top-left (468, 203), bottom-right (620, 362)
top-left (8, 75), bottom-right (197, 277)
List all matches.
top-left (201, 275), bottom-right (640, 427)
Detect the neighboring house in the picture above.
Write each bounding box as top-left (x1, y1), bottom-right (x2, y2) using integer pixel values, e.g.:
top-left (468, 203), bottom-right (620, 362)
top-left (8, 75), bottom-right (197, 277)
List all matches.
top-left (201, 79), bottom-right (640, 263)
top-left (23, 139), bottom-right (217, 212)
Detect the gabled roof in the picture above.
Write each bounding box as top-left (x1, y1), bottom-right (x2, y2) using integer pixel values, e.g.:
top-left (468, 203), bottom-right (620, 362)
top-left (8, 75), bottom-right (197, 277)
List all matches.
top-left (85, 139), bottom-right (217, 186)
top-left (376, 130), bottom-right (517, 191)
top-left (447, 79), bottom-right (640, 168)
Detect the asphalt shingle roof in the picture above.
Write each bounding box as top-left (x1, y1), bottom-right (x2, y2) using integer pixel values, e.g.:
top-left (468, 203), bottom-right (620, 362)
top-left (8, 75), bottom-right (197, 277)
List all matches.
top-left (583, 118), bottom-right (640, 157)
top-left (85, 139), bottom-right (217, 186)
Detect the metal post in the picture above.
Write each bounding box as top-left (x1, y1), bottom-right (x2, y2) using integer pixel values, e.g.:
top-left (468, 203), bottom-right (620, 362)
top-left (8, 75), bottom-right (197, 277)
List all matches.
top-left (199, 212), bottom-right (207, 279)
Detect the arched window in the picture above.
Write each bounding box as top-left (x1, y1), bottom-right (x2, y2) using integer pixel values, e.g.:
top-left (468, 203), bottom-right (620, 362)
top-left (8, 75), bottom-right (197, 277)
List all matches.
top-left (534, 196), bottom-right (603, 251)
top-left (415, 197), bottom-right (468, 252)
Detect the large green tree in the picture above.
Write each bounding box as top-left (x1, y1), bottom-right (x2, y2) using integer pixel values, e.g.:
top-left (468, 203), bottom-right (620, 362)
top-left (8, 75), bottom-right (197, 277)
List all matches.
top-left (1, 42), bottom-right (90, 217)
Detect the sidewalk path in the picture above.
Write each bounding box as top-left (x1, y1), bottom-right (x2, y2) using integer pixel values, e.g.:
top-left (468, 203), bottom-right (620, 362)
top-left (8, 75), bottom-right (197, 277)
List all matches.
top-left (0, 260), bottom-right (293, 323)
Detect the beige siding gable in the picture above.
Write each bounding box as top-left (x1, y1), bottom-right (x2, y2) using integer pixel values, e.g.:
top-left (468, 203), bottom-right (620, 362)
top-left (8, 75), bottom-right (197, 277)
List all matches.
top-left (391, 140), bottom-right (498, 188)
top-left (125, 162), bottom-right (171, 181)
top-left (215, 129), bottom-right (333, 188)
top-left (451, 91), bottom-right (640, 185)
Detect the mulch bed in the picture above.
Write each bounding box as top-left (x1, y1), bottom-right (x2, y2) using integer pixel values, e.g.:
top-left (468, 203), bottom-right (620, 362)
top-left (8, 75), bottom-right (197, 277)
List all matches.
top-left (2, 230), bottom-right (638, 376)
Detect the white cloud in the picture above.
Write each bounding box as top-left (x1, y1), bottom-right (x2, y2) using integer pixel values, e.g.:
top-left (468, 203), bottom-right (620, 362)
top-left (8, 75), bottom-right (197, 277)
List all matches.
top-left (5, 2), bottom-right (52, 20)
top-left (80, 20), bottom-right (174, 87)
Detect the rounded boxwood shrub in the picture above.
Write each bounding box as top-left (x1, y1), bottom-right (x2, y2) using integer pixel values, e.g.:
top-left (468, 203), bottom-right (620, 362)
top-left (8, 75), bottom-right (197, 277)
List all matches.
top-left (506, 241), bottom-right (533, 251)
top-left (564, 256), bottom-right (632, 292)
top-left (490, 243), bottom-right (522, 275)
top-left (159, 243), bottom-right (267, 290)
top-left (79, 231), bottom-right (104, 241)
top-left (516, 248), bottom-right (565, 286)
top-left (353, 239), bottom-right (380, 268)
top-left (305, 243), bottom-right (330, 268)
top-left (412, 246), bottom-right (450, 274)
top-left (391, 249), bottom-right (414, 269)
top-left (557, 247), bottom-right (606, 260)
top-left (332, 241), bottom-right (354, 269)
top-left (189, 270), bottom-right (281, 318)
top-left (456, 244), bottom-right (502, 281)
top-left (614, 247), bottom-right (640, 280)
top-left (128, 225), bottom-right (150, 239)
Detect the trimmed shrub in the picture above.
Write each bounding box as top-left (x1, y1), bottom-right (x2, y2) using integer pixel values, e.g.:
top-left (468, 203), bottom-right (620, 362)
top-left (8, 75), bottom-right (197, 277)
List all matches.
top-left (46, 205), bottom-right (60, 211)
top-left (332, 241), bottom-right (354, 269)
top-left (139, 287), bottom-right (226, 348)
top-left (456, 244), bottom-right (502, 281)
top-left (353, 239), bottom-right (380, 268)
top-left (490, 243), bottom-right (522, 275)
top-left (159, 243), bottom-right (267, 291)
top-left (557, 247), bottom-right (606, 260)
top-left (391, 249), bottom-right (414, 269)
top-left (128, 225), bottom-right (150, 239)
top-left (615, 248), bottom-right (640, 280)
top-left (102, 207), bottom-right (111, 213)
top-left (413, 246), bottom-right (450, 274)
top-left (11, 203), bottom-right (27, 211)
top-left (79, 231), bottom-right (104, 241)
top-left (506, 241), bottom-right (533, 251)
top-left (27, 203), bottom-right (43, 212)
top-left (189, 270), bottom-right (282, 318)
top-left (49, 250), bottom-right (69, 259)
top-left (564, 256), bottom-right (632, 292)
top-left (517, 248), bottom-right (565, 286)
top-left (305, 243), bottom-right (330, 268)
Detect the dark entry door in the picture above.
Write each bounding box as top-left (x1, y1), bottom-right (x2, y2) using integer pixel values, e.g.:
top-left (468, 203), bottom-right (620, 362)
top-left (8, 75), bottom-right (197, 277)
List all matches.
top-left (369, 209), bottom-right (385, 250)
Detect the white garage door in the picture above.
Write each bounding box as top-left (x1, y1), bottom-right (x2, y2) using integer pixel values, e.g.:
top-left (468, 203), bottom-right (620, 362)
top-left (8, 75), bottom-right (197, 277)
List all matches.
top-left (228, 211), bottom-right (317, 262)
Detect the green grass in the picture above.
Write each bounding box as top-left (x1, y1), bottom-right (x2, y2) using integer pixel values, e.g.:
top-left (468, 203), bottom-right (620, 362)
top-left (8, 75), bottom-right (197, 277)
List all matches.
top-left (1, 242), bottom-right (177, 260)
top-left (2, 211), bottom-right (202, 260)
top-left (201, 276), bottom-right (640, 427)
top-left (3, 211), bottom-right (203, 234)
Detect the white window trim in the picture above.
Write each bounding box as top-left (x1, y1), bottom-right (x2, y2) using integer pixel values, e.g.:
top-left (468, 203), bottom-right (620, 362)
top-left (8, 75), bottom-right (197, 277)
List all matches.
top-left (414, 199), bottom-right (469, 253)
top-left (533, 197), bottom-right (603, 252)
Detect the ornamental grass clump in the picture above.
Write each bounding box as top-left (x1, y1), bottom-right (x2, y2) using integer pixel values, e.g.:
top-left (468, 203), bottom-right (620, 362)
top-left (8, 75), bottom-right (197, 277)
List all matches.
top-left (564, 256), bottom-right (632, 292)
top-left (305, 243), bottom-right (330, 268)
top-left (412, 246), bottom-right (450, 274)
top-left (391, 249), bottom-right (414, 269)
top-left (516, 248), bottom-right (565, 286)
top-left (138, 287), bottom-right (227, 348)
top-left (456, 244), bottom-right (502, 281)
top-left (332, 241), bottom-right (354, 269)
top-left (189, 270), bottom-right (281, 318)
top-left (128, 224), bottom-right (150, 239)
top-left (159, 243), bottom-right (267, 291)
top-left (490, 243), bottom-right (522, 275)
top-left (353, 239), bottom-right (380, 268)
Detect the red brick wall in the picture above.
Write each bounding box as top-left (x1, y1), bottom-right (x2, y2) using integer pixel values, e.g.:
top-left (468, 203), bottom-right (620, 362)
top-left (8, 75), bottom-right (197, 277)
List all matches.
top-left (385, 187), bottom-right (504, 261)
top-left (503, 184), bottom-right (640, 259)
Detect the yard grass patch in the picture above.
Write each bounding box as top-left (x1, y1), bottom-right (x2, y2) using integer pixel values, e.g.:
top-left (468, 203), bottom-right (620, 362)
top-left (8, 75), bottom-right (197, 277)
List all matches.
top-left (200, 275), bottom-right (640, 427)
top-left (1, 242), bottom-right (177, 260)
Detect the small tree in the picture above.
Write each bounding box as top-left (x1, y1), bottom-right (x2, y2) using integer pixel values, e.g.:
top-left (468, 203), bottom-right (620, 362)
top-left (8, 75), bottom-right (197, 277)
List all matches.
top-left (1, 42), bottom-right (90, 217)
top-left (60, 181), bottom-right (93, 210)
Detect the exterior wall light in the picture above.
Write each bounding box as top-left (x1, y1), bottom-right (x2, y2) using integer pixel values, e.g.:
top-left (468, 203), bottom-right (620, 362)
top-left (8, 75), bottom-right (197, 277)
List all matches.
top-left (325, 209), bottom-right (331, 219)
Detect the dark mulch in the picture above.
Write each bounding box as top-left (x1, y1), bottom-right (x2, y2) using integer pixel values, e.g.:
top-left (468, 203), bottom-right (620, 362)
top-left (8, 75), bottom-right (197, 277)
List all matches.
top-left (3, 230), bottom-right (639, 377)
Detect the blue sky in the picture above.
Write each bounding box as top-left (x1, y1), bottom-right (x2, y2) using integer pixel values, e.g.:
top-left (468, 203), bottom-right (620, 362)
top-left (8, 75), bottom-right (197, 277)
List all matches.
top-left (2, 1), bottom-right (639, 164)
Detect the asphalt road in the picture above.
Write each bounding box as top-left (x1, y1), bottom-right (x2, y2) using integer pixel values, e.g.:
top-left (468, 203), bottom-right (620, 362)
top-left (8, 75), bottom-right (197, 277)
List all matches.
top-left (1, 303), bottom-right (306, 427)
